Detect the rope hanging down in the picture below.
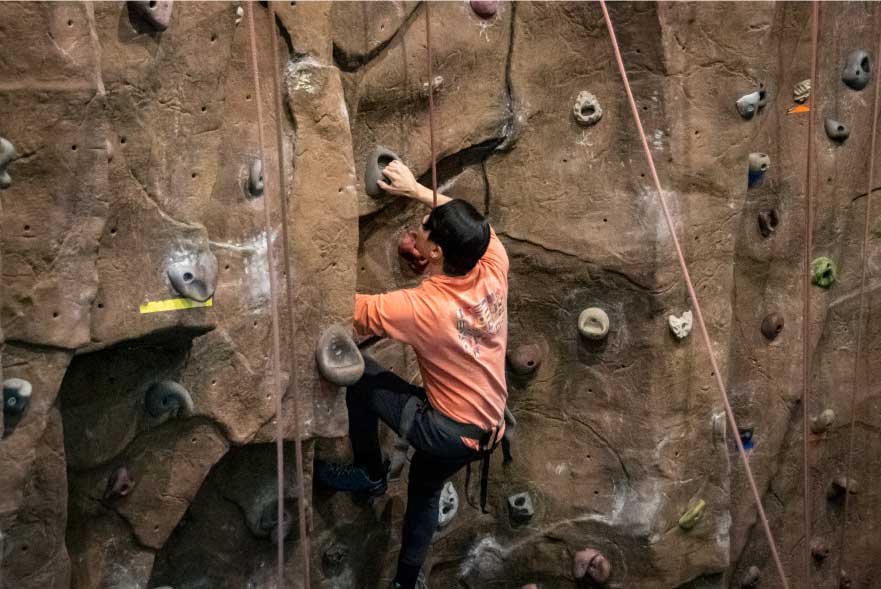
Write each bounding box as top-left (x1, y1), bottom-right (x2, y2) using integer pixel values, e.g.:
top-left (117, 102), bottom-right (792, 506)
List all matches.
top-left (837, 5), bottom-right (881, 583)
top-left (597, 3), bottom-right (790, 588)
top-left (425, 1), bottom-right (439, 208)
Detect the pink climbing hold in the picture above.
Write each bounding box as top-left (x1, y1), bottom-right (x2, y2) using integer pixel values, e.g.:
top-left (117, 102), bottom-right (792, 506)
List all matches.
top-left (507, 343), bottom-right (542, 376)
top-left (398, 229), bottom-right (428, 274)
top-left (103, 466), bottom-right (135, 501)
top-left (470, 0), bottom-right (498, 19)
top-left (573, 548), bottom-right (611, 584)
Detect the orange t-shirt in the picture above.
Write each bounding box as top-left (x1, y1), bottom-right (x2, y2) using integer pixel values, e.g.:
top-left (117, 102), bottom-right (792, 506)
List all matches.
top-left (354, 228), bottom-right (509, 449)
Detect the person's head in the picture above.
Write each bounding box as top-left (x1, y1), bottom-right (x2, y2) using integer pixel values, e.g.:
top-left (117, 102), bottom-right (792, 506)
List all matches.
top-left (415, 199), bottom-right (490, 276)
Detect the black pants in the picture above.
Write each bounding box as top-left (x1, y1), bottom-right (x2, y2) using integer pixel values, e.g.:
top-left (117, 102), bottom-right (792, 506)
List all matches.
top-left (347, 357), bottom-right (478, 586)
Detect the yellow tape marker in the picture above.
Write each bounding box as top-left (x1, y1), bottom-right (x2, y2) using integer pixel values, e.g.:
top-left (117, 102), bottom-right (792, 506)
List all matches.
top-left (139, 297), bottom-right (213, 314)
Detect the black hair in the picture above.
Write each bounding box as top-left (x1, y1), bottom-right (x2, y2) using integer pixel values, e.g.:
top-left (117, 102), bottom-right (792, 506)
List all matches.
top-left (422, 199), bottom-right (490, 276)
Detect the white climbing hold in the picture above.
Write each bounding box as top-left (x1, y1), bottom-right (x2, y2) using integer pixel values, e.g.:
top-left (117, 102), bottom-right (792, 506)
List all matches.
top-left (437, 481), bottom-right (458, 528)
top-left (235, 5), bottom-right (244, 25)
top-left (577, 307), bottom-right (610, 340)
top-left (668, 310), bottom-right (693, 339)
top-left (793, 79), bottom-right (811, 104)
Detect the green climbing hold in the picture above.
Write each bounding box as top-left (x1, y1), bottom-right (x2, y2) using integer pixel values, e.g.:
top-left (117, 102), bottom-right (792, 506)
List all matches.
top-left (811, 257), bottom-right (837, 288)
top-left (678, 498), bottom-right (706, 530)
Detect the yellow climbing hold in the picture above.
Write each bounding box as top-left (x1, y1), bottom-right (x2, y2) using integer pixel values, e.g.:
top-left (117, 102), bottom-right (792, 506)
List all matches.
top-left (787, 104), bottom-right (810, 115)
top-left (139, 297), bottom-right (214, 314)
top-left (678, 499), bottom-right (706, 530)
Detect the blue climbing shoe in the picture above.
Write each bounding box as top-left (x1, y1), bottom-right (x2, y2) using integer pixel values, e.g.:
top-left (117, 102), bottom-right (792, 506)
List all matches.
top-left (316, 461), bottom-right (387, 497)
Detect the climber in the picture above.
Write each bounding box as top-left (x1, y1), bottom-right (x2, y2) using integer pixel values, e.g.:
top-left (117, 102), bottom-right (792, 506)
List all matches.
top-left (316, 159), bottom-right (509, 589)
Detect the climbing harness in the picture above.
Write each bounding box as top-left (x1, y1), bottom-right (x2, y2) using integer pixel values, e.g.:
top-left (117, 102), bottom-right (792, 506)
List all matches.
top-left (598, 2), bottom-right (791, 587)
top-left (425, 1), bottom-right (439, 209)
top-left (837, 6), bottom-right (881, 584)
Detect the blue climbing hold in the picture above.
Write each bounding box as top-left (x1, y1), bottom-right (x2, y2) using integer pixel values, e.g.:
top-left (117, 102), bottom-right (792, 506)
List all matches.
top-left (738, 427), bottom-right (754, 450)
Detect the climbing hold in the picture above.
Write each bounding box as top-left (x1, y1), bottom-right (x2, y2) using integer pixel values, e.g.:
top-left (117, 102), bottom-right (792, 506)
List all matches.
top-left (248, 158), bottom-right (264, 197)
top-left (128, 0), bottom-right (173, 31)
top-left (760, 312), bottom-right (784, 341)
top-left (578, 307), bottom-right (610, 340)
top-left (365, 146), bottom-right (400, 196)
top-left (840, 570), bottom-right (853, 589)
top-left (738, 426), bottom-right (755, 450)
top-left (757, 209), bottom-right (779, 238)
top-left (736, 91), bottom-right (761, 120)
top-left (3, 378), bottom-right (32, 418)
top-left (842, 49), bottom-right (871, 91)
top-left (572, 91), bottom-right (603, 127)
top-left (235, 5), bottom-right (244, 26)
top-left (103, 466), bottom-right (135, 501)
top-left (469, 0), bottom-right (498, 19)
top-left (144, 380), bottom-right (194, 419)
top-left (573, 548), bottom-right (611, 584)
top-left (316, 325), bottom-right (365, 386)
top-left (824, 118), bottom-right (850, 142)
top-left (521, 585), bottom-right (538, 589)
top-left (167, 249), bottom-right (218, 302)
top-left (793, 79), bottom-right (811, 104)
top-left (811, 257), bottom-right (837, 288)
top-left (741, 565), bottom-right (761, 588)
top-left (748, 153), bottom-right (770, 187)
top-left (811, 538), bottom-right (830, 561)
top-left (0, 137), bottom-right (15, 189)
top-left (507, 344), bottom-right (542, 376)
top-left (827, 476), bottom-right (859, 500)
top-left (398, 229), bottom-right (428, 274)
top-left (810, 408), bottom-right (836, 434)
top-left (678, 498), bottom-right (706, 530)
top-left (258, 500), bottom-right (293, 544)
top-left (507, 492), bottom-right (535, 525)
top-left (757, 83), bottom-right (768, 108)
top-left (668, 310), bottom-right (693, 340)
top-left (322, 542), bottom-right (349, 578)
top-left (712, 413), bottom-right (727, 448)
top-left (437, 481), bottom-right (458, 528)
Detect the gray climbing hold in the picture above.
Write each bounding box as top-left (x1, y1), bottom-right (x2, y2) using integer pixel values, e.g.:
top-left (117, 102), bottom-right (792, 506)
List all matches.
top-left (316, 325), bottom-right (365, 386)
top-left (757, 209), bottom-right (779, 238)
top-left (712, 412), bottom-right (727, 448)
top-left (842, 49), bottom-right (871, 91)
top-left (3, 378), bottom-right (32, 417)
top-left (248, 158), bottom-right (264, 197)
top-left (573, 91), bottom-right (603, 126)
top-left (507, 492), bottom-right (535, 525)
top-left (736, 91), bottom-right (761, 120)
top-left (668, 310), bottom-right (693, 339)
top-left (0, 137), bottom-right (15, 189)
top-left (794, 79), bottom-right (811, 104)
top-left (578, 307), bottom-right (609, 340)
top-left (761, 312), bottom-right (784, 341)
top-left (103, 466), bottom-right (135, 500)
top-left (437, 481), bottom-right (458, 528)
top-left (167, 249), bottom-right (218, 302)
top-left (811, 408), bottom-right (835, 434)
top-left (145, 380), bottom-right (194, 419)
top-left (365, 146), bottom-right (400, 196)
top-left (741, 565), bottom-right (761, 588)
top-left (827, 476), bottom-right (858, 500)
top-left (825, 118), bottom-right (850, 142)
top-left (507, 343), bottom-right (541, 376)
top-left (129, 0), bottom-right (173, 31)
top-left (573, 548), bottom-right (611, 584)
top-left (322, 543), bottom-right (349, 578)
top-left (258, 500), bottom-right (292, 544)
top-left (748, 152), bottom-right (770, 175)
top-left (470, 0), bottom-right (498, 19)
top-left (811, 538), bottom-right (830, 561)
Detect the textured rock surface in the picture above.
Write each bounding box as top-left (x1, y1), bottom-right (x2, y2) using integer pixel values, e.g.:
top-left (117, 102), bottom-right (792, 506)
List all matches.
top-left (1, 2), bottom-right (880, 589)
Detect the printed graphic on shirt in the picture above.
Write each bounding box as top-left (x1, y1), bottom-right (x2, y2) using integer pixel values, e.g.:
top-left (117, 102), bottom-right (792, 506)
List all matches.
top-left (456, 289), bottom-right (504, 359)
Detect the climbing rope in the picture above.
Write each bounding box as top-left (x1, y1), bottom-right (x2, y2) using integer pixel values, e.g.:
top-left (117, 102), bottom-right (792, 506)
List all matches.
top-left (424, 1), bottom-right (439, 208)
top-left (597, 3), bottom-right (790, 587)
top-left (267, 1), bottom-right (312, 584)
top-left (836, 5), bottom-right (881, 583)
top-left (801, 2), bottom-right (819, 586)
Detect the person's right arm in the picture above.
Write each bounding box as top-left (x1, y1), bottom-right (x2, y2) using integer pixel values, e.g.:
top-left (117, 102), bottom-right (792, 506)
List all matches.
top-left (377, 160), bottom-right (452, 208)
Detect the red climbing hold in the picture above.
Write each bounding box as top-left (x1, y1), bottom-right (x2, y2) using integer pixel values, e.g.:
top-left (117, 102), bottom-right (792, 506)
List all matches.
top-left (398, 229), bottom-right (428, 274)
top-left (573, 547), bottom-right (611, 584)
top-left (470, 0), bottom-right (498, 19)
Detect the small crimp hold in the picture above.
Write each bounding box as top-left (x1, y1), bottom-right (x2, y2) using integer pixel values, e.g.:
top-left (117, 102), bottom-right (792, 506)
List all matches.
top-left (0, 137), bottom-right (16, 189)
top-left (578, 307), bottom-right (609, 340)
top-left (810, 408), bottom-right (835, 434)
top-left (507, 492), bottom-right (535, 525)
top-left (365, 146), bottom-right (401, 196)
top-left (103, 466), bottom-right (135, 501)
top-left (842, 49), bottom-right (871, 91)
top-left (678, 498), bottom-right (706, 530)
top-left (572, 91), bottom-right (603, 126)
top-left (248, 158), bottom-right (264, 197)
top-left (437, 481), bottom-right (458, 528)
top-left (736, 91), bottom-right (761, 120)
top-left (316, 325), bottom-right (365, 386)
top-left (793, 79), bottom-right (811, 104)
top-left (668, 310), bottom-right (693, 339)
top-left (573, 548), bottom-right (611, 584)
top-left (167, 249), bottom-right (219, 302)
top-left (757, 209), bottom-right (779, 238)
top-left (129, 0), bottom-right (173, 31)
top-left (761, 312), bottom-right (784, 341)
top-left (811, 257), bottom-right (837, 288)
top-left (145, 380), bottom-right (194, 419)
top-left (824, 118), bottom-right (850, 142)
top-left (507, 343), bottom-right (542, 376)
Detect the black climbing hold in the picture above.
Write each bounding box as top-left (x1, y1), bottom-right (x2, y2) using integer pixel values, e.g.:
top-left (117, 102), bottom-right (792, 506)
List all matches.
top-left (827, 476), bottom-right (858, 501)
top-left (365, 146), bottom-right (400, 196)
top-left (573, 548), bottom-right (611, 584)
top-left (824, 118), bottom-right (850, 142)
top-left (103, 466), bottom-right (135, 500)
top-left (757, 83), bottom-right (768, 107)
top-left (322, 543), bottom-right (349, 578)
top-left (761, 312), bottom-right (784, 340)
top-left (470, 0), bottom-right (498, 19)
top-left (167, 249), bottom-right (218, 302)
top-left (3, 378), bottom-right (32, 418)
top-left (573, 91), bottom-right (603, 127)
top-left (811, 538), bottom-right (830, 561)
top-left (811, 408), bottom-right (835, 434)
top-left (842, 49), bottom-right (871, 91)
top-left (0, 137), bottom-right (15, 190)
top-left (748, 153), bottom-right (770, 187)
top-left (507, 492), bottom-right (535, 525)
top-left (145, 380), bottom-right (194, 419)
top-left (507, 343), bottom-right (541, 376)
top-left (736, 91), bottom-right (761, 120)
top-left (248, 158), bottom-right (264, 197)
top-left (437, 481), bottom-right (458, 528)
top-left (316, 325), bottom-right (365, 386)
top-left (128, 0), bottom-right (173, 31)
top-left (757, 209), bottom-right (779, 238)
top-left (738, 426), bottom-right (754, 450)
top-left (741, 565), bottom-right (761, 588)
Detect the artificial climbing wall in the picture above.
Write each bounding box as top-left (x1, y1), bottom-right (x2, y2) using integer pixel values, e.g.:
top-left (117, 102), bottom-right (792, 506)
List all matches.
top-left (0, 2), bottom-right (879, 589)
